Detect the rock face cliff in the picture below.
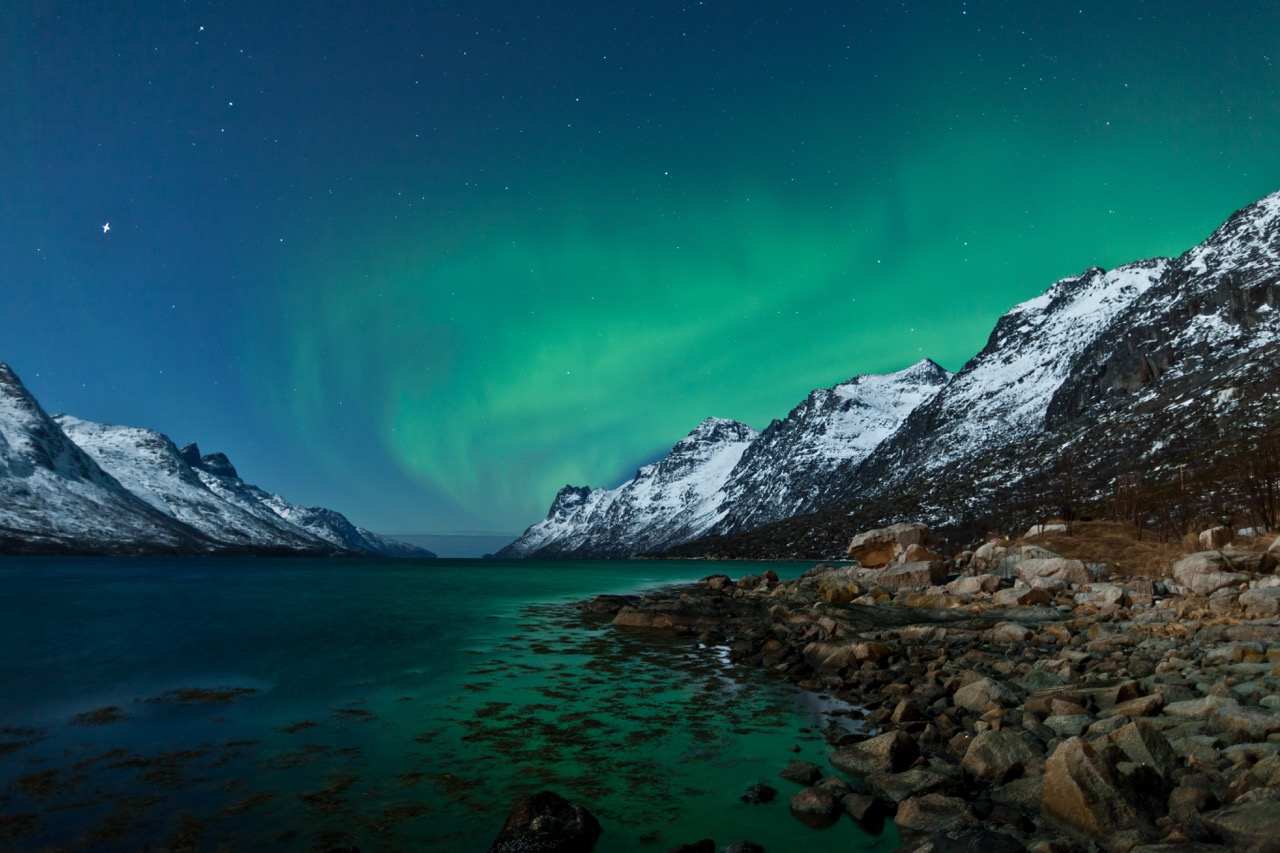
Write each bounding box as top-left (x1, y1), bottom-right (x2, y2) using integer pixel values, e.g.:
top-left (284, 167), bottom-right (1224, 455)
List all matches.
top-left (0, 366), bottom-right (432, 557)
top-left (508, 189), bottom-right (1280, 559)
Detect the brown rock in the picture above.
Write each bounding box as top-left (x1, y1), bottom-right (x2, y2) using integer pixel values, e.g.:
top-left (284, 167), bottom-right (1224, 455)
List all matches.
top-left (1211, 705), bottom-right (1280, 744)
top-left (1042, 736), bottom-right (1142, 838)
top-left (894, 793), bottom-right (978, 834)
top-left (1171, 552), bottom-right (1251, 596)
top-left (829, 729), bottom-right (919, 776)
top-left (779, 759), bottom-right (823, 786)
top-left (1201, 796), bottom-right (1280, 849)
top-left (953, 676), bottom-right (1020, 714)
top-left (789, 785), bottom-right (840, 816)
top-left (1016, 557), bottom-right (1092, 587)
top-left (847, 522), bottom-right (930, 568)
top-left (486, 790), bottom-right (601, 853)
top-left (1109, 721), bottom-right (1178, 782)
top-left (1198, 526), bottom-right (1233, 550)
top-left (1239, 587), bottom-right (1280, 618)
top-left (873, 561), bottom-right (947, 591)
top-left (961, 730), bottom-right (1044, 783)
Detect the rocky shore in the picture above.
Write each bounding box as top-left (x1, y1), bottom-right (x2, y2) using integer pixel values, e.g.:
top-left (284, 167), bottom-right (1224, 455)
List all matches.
top-left (576, 523), bottom-right (1280, 852)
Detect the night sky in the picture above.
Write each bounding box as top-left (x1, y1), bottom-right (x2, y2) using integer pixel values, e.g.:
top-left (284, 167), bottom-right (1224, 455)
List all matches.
top-left (5, 2), bottom-right (1279, 537)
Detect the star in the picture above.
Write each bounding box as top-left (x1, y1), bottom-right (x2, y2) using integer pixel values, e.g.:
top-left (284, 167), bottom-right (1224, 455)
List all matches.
top-left (102, 222), bottom-right (110, 233)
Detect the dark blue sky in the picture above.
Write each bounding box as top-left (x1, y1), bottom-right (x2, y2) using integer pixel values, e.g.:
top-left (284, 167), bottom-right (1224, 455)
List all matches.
top-left (5, 1), bottom-right (1279, 535)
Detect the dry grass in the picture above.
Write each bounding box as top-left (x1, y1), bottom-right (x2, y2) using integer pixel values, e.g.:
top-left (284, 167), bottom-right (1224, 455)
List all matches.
top-left (1014, 520), bottom-right (1195, 579)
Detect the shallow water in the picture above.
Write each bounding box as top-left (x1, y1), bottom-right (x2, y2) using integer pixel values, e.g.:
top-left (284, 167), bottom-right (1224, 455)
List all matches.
top-left (0, 557), bottom-right (899, 851)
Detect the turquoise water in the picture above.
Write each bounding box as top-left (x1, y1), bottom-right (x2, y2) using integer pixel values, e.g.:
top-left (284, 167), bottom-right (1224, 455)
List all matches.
top-left (0, 558), bottom-right (899, 851)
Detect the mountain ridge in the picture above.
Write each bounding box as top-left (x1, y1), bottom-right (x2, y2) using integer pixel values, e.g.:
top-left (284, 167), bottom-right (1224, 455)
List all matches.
top-left (507, 188), bottom-right (1280, 559)
top-left (0, 366), bottom-right (433, 558)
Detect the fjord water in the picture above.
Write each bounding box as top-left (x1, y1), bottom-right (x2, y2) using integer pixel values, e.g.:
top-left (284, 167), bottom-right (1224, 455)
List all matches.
top-left (0, 558), bottom-right (898, 851)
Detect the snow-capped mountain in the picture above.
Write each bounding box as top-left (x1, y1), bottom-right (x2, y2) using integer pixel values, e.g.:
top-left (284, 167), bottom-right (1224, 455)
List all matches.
top-left (0, 364), bottom-right (216, 554)
top-left (509, 189), bottom-right (1280, 559)
top-left (708, 359), bottom-right (952, 535)
top-left (500, 361), bottom-right (952, 557)
top-left (500, 418), bottom-right (759, 558)
top-left (0, 366), bottom-right (432, 557)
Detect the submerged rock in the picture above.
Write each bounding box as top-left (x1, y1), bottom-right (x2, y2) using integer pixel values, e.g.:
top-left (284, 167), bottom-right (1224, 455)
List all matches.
top-left (487, 790), bottom-right (601, 853)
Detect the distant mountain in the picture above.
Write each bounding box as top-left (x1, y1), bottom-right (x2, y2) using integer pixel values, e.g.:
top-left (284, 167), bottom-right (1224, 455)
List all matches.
top-left (0, 366), bottom-right (432, 557)
top-left (499, 361), bottom-right (951, 557)
top-left (508, 189), bottom-right (1280, 559)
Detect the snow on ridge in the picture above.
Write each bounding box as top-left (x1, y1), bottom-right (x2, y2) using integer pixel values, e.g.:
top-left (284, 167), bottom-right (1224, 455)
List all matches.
top-left (1181, 191), bottom-right (1280, 279)
top-left (913, 260), bottom-right (1167, 464)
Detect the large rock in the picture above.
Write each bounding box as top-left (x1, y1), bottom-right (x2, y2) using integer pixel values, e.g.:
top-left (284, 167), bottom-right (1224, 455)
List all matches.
top-left (1041, 737), bottom-right (1141, 838)
top-left (1198, 525), bottom-right (1233, 550)
top-left (1015, 557), bottom-right (1092, 587)
top-left (961, 730), bottom-right (1043, 783)
top-left (894, 793), bottom-right (978, 834)
top-left (1108, 721), bottom-right (1178, 782)
top-left (873, 561), bottom-right (947, 591)
top-left (847, 522), bottom-right (930, 568)
top-left (953, 677), bottom-right (1020, 714)
top-left (830, 730), bottom-right (919, 776)
top-left (487, 791), bottom-right (601, 853)
top-left (1211, 705), bottom-right (1280, 744)
top-left (1239, 587), bottom-right (1280, 618)
top-left (1200, 796), bottom-right (1280, 849)
top-left (1171, 552), bottom-right (1254, 596)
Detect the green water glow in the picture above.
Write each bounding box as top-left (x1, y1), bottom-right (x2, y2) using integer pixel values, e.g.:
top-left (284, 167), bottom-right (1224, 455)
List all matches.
top-left (0, 558), bottom-right (898, 851)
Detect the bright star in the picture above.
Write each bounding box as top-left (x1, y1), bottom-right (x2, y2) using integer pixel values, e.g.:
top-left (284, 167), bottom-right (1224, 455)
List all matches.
top-left (102, 222), bottom-right (110, 233)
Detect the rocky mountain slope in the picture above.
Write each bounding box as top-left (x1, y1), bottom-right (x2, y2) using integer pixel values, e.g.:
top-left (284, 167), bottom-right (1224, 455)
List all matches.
top-left (510, 189), bottom-right (1280, 559)
top-left (0, 365), bottom-right (432, 557)
top-left (500, 361), bottom-right (951, 558)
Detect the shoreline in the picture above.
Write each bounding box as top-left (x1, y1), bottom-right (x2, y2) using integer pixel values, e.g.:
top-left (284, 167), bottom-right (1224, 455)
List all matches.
top-left (577, 537), bottom-right (1280, 852)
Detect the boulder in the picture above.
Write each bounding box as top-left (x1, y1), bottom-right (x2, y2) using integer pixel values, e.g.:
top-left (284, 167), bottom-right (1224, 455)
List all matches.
top-left (841, 792), bottom-right (886, 823)
top-left (1108, 721), bottom-right (1178, 782)
top-left (971, 541), bottom-right (1008, 571)
top-left (993, 586), bottom-right (1053, 607)
top-left (1015, 557), bottom-right (1092, 587)
top-left (953, 677), bottom-right (1019, 714)
top-left (487, 790), bottom-right (601, 853)
top-left (801, 641), bottom-right (859, 674)
top-left (1201, 798), bottom-right (1280, 850)
top-left (1041, 737), bottom-right (1142, 838)
top-left (740, 783), bottom-right (777, 804)
top-left (778, 759), bottom-right (823, 786)
top-left (898, 543), bottom-right (945, 564)
top-left (863, 766), bottom-right (958, 803)
top-left (1239, 587), bottom-right (1280, 618)
top-left (946, 574), bottom-right (1001, 595)
top-left (961, 730), bottom-right (1043, 783)
top-left (1073, 583), bottom-right (1129, 610)
top-left (1199, 526), bottom-right (1233, 550)
top-left (1171, 552), bottom-right (1252, 596)
top-left (1025, 523), bottom-right (1069, 538)
top-left (1211, 705), bottom-right (1280, 744)
top-left (829, 730), bottom-right (919, 776)
top-left (847, 522), bottom-right (930, 568)
top-left (873, 561), bottom-right (947, 591)
top-left (894, 793), bottom-right (978, 834)
top-left (789, 785), bottom-right (840, 817)
top-left (987, 622), bottom-right (1032, 644)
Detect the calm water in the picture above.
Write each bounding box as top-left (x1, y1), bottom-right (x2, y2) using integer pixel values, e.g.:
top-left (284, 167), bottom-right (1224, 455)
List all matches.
top-left (0, 558), bottom-right (898, 852)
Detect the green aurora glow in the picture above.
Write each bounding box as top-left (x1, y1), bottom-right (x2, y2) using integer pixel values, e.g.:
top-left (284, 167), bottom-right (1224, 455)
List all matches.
top-left (248, 3), bottom-right (1280, 532)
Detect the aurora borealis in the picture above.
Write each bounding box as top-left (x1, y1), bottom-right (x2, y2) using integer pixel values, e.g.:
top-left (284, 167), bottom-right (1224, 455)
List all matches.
top-left (5, 2), bottom-right (1280, 538)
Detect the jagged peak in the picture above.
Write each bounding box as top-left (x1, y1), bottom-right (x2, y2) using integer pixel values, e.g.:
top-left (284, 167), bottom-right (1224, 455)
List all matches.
top-left (680, 417), bottom-right (758, 445)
